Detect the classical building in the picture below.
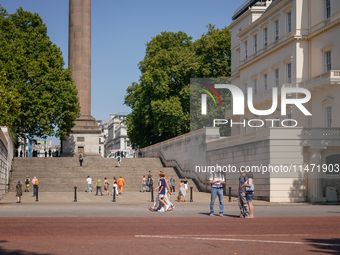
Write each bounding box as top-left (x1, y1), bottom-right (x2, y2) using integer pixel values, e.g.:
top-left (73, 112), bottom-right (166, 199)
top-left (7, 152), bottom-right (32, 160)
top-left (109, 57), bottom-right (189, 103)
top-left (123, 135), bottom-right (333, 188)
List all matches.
top-left (97, 120), bottom-right (109, 157)
top-left (104, 114), bottom-right (134, 158)
top-left (142, 0), bottom-right (340, 203)
top-left (0, 127), bottom-right (14, 199)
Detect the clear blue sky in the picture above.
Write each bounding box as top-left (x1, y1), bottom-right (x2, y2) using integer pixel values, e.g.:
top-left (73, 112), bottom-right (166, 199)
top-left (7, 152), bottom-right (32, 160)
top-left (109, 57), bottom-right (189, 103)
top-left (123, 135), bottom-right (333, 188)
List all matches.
top-left (0, 0), bottom-right (242, 145)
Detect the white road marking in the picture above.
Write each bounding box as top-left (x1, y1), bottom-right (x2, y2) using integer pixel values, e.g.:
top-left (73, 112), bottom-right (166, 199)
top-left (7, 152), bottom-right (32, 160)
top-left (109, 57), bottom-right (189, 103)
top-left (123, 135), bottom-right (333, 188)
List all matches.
top-left (135, 235), bottom-right (340, 247)
top-left (170, 234), bottom-right (311, 237)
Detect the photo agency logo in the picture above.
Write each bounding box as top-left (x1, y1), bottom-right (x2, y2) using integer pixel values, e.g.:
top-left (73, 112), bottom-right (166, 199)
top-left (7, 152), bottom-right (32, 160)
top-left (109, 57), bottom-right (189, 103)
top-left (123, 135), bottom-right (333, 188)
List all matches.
top-left (200, 84), bottom-right (312, 128)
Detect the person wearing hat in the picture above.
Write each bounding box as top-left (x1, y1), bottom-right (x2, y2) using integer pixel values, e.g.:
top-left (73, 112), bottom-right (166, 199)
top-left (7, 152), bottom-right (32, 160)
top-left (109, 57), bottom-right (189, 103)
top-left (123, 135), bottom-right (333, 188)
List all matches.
top-left (15, 180), bottom-right (23, 203)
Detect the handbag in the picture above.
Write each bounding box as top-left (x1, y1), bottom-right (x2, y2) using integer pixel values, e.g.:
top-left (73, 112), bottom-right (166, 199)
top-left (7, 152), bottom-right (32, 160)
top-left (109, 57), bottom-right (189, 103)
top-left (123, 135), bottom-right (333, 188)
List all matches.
top-left (246, 183), bottom-right (254, 192)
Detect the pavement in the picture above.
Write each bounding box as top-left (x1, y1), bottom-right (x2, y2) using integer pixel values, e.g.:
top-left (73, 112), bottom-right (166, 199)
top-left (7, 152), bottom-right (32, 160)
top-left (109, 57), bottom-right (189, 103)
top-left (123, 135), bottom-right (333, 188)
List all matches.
top-left (1, 191), bottom-right (340, 254)
top-left (1, 191), bottom-right (340, 218)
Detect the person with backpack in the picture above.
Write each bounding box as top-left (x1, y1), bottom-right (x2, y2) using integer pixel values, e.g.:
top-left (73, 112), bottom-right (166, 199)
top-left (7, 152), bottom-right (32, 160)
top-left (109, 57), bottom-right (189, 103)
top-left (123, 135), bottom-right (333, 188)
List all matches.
top-left (32, 176), bottom-right (38, 197)
top-left (116, 155), bottom-right (121, 167)
top-left (209, 169), bottom-right (225, 217)
top-left (148, 173), bottom-right (153, 192)
top-left (25, 176), bottom-right (30, 192)
top-left (117, 176), bottom-right (125, 194)
top-left (15, 180), bottom-right (23, 203)
top-left (242, 172), bottom-right (255, 218)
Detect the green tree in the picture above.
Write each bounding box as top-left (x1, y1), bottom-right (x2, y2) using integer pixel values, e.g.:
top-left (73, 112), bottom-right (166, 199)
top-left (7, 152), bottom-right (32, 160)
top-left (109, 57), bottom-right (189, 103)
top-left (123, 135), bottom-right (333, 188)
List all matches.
top-left (125, 26), bottom-right (231, 148)
top-left (0, 6), bottom-right (80, 141)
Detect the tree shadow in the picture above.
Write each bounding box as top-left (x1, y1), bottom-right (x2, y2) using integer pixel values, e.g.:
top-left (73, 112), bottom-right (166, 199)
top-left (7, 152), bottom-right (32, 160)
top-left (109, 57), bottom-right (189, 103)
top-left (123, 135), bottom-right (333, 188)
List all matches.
top-left (0, 240), bottom-right (52, 255)
top-left (305, 238), bottom-right (340, 254)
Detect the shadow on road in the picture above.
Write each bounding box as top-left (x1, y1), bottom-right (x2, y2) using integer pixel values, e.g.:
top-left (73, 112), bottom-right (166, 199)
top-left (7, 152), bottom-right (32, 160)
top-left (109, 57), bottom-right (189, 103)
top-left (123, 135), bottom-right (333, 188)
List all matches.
top-left (0, 240), bottom-right (52, 255)
top-left (306, 238), bottom-right (340, 254)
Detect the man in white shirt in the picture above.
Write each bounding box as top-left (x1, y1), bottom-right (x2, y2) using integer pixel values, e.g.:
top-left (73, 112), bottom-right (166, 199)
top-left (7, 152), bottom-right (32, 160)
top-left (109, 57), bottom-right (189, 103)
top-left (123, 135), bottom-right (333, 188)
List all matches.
top-left (86, 176), bottom-right (92, 193)
top-left (209, 170), bottom-right (225, 217)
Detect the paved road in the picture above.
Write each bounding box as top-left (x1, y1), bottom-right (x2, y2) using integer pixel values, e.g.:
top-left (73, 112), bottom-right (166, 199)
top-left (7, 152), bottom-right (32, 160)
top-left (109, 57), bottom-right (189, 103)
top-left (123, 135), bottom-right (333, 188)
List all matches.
top-left (0, 217), bottom-right (339, 255)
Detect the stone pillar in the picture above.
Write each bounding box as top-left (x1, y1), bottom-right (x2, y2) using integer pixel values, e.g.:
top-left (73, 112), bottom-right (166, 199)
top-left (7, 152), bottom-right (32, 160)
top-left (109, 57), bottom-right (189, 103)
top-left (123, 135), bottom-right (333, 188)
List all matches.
top-left (69, 0), bottom-right (91, 116)
top-left (308, 148), bottom-right (326, 202)
top-left (62, 0), bottom-right (100, 157)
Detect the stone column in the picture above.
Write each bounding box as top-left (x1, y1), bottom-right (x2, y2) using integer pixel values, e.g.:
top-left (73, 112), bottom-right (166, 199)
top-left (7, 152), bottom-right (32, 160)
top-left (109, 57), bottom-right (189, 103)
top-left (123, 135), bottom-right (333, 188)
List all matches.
top-left (62, 0), bottom-right (100, 157)
top-left (308, 148), bottom-right (326, 202)
top-left (69, 0), bottom-right (91, 116)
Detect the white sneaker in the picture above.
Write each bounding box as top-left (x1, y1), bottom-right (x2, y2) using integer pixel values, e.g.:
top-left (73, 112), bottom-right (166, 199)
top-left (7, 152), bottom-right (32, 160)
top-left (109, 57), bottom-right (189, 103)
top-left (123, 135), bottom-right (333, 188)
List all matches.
top-left (158, 207), bottom-right (165, 212)
top-left (165, 205), bottom-right (170, 211)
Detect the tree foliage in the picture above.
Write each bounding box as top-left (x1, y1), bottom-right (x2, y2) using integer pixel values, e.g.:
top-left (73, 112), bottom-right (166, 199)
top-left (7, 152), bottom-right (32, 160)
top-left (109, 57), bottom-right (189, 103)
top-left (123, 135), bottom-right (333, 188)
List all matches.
top-left (125, 25), bottom-right (231, 148)
top-left (0, 6), bottom-right (80, 141)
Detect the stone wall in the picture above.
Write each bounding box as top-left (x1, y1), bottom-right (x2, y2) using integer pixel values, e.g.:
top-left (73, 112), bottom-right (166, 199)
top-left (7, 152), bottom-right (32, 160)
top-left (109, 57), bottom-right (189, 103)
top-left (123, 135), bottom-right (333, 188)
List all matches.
top-left (0, 127), bottom-right (14, 199)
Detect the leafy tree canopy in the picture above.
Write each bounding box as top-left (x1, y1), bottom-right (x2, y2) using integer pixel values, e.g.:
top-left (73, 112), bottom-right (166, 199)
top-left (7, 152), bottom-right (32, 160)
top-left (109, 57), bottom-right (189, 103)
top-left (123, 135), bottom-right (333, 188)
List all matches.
top-left (125, 25), bottom-right (231, 148)
top-left (0, 6), bottom-right (80, 141)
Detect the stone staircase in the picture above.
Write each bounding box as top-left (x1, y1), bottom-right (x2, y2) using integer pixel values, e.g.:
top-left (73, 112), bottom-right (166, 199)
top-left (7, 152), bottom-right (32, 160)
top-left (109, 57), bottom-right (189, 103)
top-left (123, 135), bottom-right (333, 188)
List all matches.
top-left (9, 157), bottom-right (198, 192)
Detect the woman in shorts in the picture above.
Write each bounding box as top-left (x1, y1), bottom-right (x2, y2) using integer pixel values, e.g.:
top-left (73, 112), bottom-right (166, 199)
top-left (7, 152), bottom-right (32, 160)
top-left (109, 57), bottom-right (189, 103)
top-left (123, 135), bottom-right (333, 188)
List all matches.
top-left (242, 172), bottom-right (254, 218)
top-left (103, 177), bottom-right (109, 196)
top-left (177, 180), bottom-right (186, 202)
top-left (142, 175), bottom-right (147, 192)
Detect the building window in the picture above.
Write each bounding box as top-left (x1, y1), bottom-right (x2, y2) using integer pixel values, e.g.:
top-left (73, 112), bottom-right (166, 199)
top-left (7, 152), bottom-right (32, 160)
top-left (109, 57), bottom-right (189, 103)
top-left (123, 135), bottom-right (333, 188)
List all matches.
top-left (254, 35), bottom-right (257, 53)
top-left (264, 74), bottom-right (268, 91)
top-left (244, 125), bottom-right (247, 134)
top-left (275, 69), bottom-right (279, 86)
top-left (253, 78), bottom-right (257, 95)
top-left (325, 0), bottom-right (331, 19)
top-left (275, 118), bottom-right (280, 127)
top-left (287, 12), bottom-right (291, 33)
top-left (325, 51), bottom-right (331, 72)
top-left (287, 63), bottom-right (292, 84)
top-left (244, 84), bottom-right (248, 99)
top-left (326, 107), bottom-right (332, 127)
top-left (245, 41), bottom-right (248, 59)
top-left (264, 120), bottom-right (267, 128)
top-left (275, 20), bottom-right (279, 41)
top-left (99, 138), bottom-right (101, 143)
top-left (264, 28), bottom-right (268, 47)
top-left (99, 146), bottom-right (101, 153)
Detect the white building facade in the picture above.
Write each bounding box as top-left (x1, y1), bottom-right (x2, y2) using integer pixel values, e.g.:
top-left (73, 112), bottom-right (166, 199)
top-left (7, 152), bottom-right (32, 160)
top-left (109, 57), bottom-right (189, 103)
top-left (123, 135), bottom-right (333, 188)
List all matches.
top-left (226, 0), bottom-right (340, 202)
top-left (104, 114), bottom-right (134, 158)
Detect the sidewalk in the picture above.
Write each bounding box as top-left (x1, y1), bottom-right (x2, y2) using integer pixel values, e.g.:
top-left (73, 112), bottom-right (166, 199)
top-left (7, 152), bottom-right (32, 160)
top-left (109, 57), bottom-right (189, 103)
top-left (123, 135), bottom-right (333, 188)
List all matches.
top-left (1, 190), bottom-right (289, 205)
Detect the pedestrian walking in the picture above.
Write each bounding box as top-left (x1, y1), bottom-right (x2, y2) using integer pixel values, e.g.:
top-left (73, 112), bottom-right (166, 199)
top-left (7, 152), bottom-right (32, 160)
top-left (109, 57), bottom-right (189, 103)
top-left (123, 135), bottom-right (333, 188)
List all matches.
top-left (24, 176), bottom-right (30, 192)
top-left (32, 176), bottom-right (37, 197)
top-left (15, 180), bottom-right (23, 203)
top-left (95, 177), bottom-right (103, 196)
top-left (86, 176), bottom-right (92, 193)
top-left (184, 177), bottom-right (189, 190)
top-left (48, 149), bottom-right (52, 157)
top-left (79, 154), bottom-right (83, 167)
top-left (104, 177), bottom-right (109, 196)
top-left (157, 172), bottom-right (168, 212)
top-left (112, 177), bottom-right (118, 196)
top-left (169, 176), bottom-right (175, 193)
top-left (237, 167), bottom-right (249, 218)
top-left (177, 180), bottom-right (186, 202)
top-left (148, 172), bottom-right (153, 192)
top-left (209, 170), bottom-right (225, 217)
top-left (116, 155), bottom-right (121, 167)
top-left (242, 172), bottom-right (255, 218)
top-left (117, 176), bottom-right (125, 194)
top-left (142, 175), bottom-right (147, 192)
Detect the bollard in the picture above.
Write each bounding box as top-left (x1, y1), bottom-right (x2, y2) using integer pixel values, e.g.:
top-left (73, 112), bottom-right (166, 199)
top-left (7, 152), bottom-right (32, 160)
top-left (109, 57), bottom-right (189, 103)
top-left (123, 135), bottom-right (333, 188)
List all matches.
top-left (35, 186), bottom-right (39, 202)
top-left (151, 188), bottom-right (154, 202)
top-left (190, 187), bottom-right (193, 202)
top-left (74, 187), bottom-right (77, 202)
top-left (228, 187), bottom-right (231, 202)
top-left (113, 187), bottom-right (116, 202)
